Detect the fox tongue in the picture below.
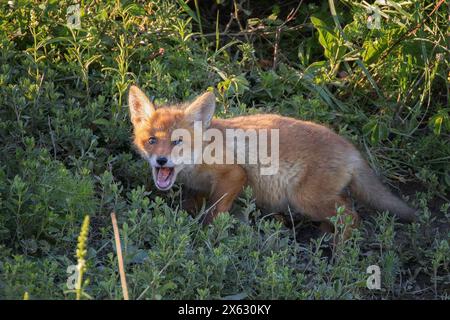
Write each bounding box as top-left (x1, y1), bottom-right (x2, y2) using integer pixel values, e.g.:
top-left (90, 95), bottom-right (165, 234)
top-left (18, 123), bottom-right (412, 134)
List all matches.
top-left (157, 167), bottom-right (172, 188)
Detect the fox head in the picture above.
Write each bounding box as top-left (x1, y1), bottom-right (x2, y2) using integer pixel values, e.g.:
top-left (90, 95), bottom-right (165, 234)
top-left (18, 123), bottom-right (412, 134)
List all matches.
top-left (128, 85), bottom-right (215, 191)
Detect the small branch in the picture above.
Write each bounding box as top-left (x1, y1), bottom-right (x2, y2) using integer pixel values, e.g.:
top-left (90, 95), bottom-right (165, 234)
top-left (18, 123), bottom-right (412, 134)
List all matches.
top-left (192, 24), bottom-right (307, 39)
top-left (233, 0), bottom-right (249, 42)
top-left (111, 212), bottom-right (129, 300)
top-left (272, 28), bottom-right (281, 70)
top-left (204, 192), bottom-right (229, 216)
top-left (273, 0), bottom-right (304, 70)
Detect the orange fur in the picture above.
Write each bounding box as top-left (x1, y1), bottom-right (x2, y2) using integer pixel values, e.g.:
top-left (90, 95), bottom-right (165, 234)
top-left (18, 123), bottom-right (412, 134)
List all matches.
top-left (128, 85), bottom-right (417, 234)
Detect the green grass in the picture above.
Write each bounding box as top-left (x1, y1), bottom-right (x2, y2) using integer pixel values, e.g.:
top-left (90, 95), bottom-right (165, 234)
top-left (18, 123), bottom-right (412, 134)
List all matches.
top-left (0, 0), bottom-right (449, 299)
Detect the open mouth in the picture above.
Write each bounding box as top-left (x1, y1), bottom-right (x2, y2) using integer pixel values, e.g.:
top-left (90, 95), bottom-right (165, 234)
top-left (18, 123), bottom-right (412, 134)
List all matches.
top-left (153, 166), bottom-right (176, 190)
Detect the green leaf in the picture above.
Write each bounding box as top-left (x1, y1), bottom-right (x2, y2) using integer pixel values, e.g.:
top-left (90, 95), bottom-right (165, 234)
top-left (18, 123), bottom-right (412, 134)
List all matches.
top-left (222, 292), bottom-right (248, 300)
top-left (92, 118), bottom-right (110, 126)
top-left (433, 115), bottom-right (443, 136)
top-left (430, 110), bottom-right (450, 136)
top-left (363, 120), bottom-right (388, 144)
top-left (362, 29), bottom-right (402, 65)
top-left (124, 3), bottom-right (146, 16)
top-left (176, 0), bottom-right (199, 24)
top-left (310, 16), bottom-right (345, 62)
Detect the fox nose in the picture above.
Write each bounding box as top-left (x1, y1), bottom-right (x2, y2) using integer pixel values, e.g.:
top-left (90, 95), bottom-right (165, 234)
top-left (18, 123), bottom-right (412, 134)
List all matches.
top-left (156, 157), bottom-right (168, 166)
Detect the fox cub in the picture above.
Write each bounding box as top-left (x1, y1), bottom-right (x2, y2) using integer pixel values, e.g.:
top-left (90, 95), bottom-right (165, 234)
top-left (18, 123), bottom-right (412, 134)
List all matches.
top-left (128, 85), bottom-right (416, 233)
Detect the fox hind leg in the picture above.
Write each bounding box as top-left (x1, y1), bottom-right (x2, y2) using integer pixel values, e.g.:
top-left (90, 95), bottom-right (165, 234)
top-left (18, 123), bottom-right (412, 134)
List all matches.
top-left (289, 171), bottom-right (360, 240)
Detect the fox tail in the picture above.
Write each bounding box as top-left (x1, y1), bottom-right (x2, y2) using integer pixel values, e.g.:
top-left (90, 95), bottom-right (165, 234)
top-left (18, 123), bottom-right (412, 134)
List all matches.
top-left (350, 160), bottom-right (417, 222)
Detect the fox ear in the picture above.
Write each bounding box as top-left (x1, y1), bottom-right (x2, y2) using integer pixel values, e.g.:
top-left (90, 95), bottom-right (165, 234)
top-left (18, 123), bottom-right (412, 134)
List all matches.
top-left (185, 91), bottom-right (215, 127)
top-left (128, 85), bottom-right (156, 126)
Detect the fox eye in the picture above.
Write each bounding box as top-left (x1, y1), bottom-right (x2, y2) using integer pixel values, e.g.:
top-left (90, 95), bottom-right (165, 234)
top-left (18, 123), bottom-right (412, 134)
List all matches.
top-left (148, 136), bottom-right (157, 145)
top-left (172, 138), bottom-right (183, 146)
